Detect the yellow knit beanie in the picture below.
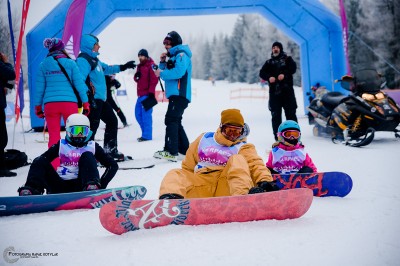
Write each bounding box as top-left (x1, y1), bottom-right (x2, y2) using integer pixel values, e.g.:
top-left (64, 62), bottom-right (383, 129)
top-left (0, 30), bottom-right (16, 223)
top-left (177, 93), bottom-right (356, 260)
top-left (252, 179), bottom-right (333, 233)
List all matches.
top-left (220, 109), bottom-right (244, 126)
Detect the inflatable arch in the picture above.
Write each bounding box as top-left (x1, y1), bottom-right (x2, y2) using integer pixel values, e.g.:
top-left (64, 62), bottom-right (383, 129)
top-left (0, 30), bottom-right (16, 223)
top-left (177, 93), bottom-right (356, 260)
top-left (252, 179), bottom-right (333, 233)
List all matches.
top-left (27, 0), bottom-right (347, 129)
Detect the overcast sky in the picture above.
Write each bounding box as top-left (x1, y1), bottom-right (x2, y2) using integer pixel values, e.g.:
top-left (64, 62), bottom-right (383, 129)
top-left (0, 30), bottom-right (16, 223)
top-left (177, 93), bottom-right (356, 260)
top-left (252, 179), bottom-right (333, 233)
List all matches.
top-left (5, 0), bottom-right (239, 63)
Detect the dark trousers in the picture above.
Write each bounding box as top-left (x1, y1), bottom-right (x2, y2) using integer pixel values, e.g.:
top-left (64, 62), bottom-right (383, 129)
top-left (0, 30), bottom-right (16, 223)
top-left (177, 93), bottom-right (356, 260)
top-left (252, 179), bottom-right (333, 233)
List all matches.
top-left (25, 152), bottom-right (100, 194)
top-left (107, 93), bottom-right (127, 125)
top-left (89, 99), bottom-right (118, 154)
top-left (269, 90), bottom-right (298, 139)
top-left (0, 109), bottom-right (8, 169)
top-left (164, 96), bottom-right (189, 155)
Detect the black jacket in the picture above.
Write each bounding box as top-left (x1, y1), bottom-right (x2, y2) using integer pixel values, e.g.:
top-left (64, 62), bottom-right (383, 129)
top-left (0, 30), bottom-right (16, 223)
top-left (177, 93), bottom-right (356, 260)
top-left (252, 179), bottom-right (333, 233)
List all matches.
top-left (40, 141), bottom-right (118, 189)
top-left (259, 52), bottom-right (296, 95)
top-left (0, 61), bottom-right (16, 109)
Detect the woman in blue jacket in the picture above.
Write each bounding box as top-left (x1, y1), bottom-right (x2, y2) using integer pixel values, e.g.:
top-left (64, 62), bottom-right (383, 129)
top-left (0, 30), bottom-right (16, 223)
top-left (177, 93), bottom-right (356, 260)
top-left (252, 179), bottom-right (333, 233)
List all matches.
top-left (35, 38), bottom-right (89, 168)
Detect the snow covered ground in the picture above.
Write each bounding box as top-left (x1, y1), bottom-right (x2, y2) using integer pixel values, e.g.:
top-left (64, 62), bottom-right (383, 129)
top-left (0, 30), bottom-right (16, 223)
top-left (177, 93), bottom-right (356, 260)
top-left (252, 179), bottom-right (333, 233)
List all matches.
top-left (1, 77), bottom-right (399, 266)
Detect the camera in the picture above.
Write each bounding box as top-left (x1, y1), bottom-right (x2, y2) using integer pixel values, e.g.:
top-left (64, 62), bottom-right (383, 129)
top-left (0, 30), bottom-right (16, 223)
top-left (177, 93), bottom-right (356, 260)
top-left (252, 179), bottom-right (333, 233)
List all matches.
top-left (166, 59), bottom-right (175, 70)
top-left (152, 64), bottom-right (158, 70)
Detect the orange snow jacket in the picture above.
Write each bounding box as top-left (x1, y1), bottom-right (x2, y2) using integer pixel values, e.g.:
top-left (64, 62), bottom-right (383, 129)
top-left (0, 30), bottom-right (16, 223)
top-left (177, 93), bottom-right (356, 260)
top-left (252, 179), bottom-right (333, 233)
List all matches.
top-left (159, 128), bottom-right (273, 198)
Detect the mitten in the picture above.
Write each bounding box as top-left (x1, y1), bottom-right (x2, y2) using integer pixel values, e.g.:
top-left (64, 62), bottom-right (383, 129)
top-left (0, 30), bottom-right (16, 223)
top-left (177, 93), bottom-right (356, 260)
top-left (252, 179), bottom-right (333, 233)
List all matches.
top-left (35, 105), bottom-right (45, 118)
top-left (258, 181), bottom-right (280, 192)
top-left (82, 102), bottom-right (90, 116)
top-left (120, 61), bottom-right (136, 71)
top-left (297, 166), bottom-right (314, 174)
top-left (248, 187), bottom-right (265, 194)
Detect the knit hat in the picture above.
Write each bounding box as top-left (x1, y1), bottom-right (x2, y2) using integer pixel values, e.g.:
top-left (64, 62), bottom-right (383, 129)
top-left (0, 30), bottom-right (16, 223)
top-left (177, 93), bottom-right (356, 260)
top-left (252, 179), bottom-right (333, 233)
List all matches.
top-left (221, 109), bottom-right (244, 127)
top-left (272, 41), bottom-right (283, 51)
top-left (43, 38), bottom-right (65, 52)
top-left (138, 49), bottom-right (149, 58)
top-left (163, 31), bottom-right (182, 47)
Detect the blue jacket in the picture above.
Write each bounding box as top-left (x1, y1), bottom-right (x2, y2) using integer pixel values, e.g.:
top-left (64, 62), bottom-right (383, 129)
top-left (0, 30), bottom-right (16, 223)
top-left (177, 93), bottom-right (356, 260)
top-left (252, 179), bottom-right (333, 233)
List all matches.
top-left (159, 44), bottom-right (192, 102)
top-left (76, 34), bottom-right (121, 101)
top-left (34, 51), bottom-right (88, 106)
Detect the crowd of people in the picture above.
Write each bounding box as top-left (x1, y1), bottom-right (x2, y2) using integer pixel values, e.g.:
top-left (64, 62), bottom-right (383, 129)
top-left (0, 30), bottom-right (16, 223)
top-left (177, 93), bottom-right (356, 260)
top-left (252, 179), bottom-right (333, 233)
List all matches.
top-left (2, 32), bottom-right (316, 197)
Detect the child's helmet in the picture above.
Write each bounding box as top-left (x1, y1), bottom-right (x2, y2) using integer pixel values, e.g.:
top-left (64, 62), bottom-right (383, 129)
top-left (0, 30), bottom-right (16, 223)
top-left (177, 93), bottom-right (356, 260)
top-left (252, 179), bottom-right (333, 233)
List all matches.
top-left (277, 120), bottom-right (301, 146)
top-left (65, 114), bottom-right (92, 147)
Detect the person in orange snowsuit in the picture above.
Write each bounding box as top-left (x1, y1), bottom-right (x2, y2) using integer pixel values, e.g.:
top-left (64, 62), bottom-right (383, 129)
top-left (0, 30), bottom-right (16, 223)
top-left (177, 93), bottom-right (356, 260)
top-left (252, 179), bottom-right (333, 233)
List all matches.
top-left (159, 109), bottom-right (279, 199)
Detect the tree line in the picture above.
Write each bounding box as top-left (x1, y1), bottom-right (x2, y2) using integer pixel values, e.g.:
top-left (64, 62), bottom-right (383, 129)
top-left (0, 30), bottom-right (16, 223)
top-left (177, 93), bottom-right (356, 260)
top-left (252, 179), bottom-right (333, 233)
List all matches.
top-left (190, 0), bottom-right (400, 88)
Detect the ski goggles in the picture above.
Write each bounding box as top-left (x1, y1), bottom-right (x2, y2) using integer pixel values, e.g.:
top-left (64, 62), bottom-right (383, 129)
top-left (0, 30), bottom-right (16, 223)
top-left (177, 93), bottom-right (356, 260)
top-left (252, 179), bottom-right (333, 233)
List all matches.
top-left (67, 125), bottom-right (90, 137)
top-left (280, 130), bottom-right (301, 139)
top-left (221, 124), bottom-right (243, 137)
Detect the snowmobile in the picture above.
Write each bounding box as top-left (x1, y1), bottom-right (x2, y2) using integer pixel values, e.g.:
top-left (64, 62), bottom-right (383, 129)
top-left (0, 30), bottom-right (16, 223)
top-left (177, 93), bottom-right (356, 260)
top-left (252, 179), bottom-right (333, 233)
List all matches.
top-left (308, 69), bottom-right (400, 147)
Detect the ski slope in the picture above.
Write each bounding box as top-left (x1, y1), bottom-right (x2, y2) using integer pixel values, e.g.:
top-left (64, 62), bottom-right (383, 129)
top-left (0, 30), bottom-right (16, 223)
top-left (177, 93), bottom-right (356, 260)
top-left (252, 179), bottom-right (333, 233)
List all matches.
top-left (1, 77), bottom-right (399, 266)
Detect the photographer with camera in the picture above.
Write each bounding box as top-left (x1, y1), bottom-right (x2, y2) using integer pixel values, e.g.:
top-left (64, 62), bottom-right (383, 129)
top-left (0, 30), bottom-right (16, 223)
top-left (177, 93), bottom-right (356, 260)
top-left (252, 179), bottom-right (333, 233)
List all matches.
top-left (0, 52), bottom-right (17, 177)
top-left (152, 31), bottom-right (192, 162)
top-left (77, 34), bottom-right (136, 161)
top-left (259, 41), bottom-right (298, 141)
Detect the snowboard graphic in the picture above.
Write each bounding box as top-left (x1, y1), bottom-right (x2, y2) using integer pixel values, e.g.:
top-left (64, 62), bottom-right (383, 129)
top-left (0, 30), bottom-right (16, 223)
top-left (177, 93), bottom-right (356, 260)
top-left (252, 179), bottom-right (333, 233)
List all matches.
top-left (272, 171), bottom-right (353, 197)
top-left (99, 188), bottom-right (313, 235)
top-left (0, 185), bottom-right (147, 216)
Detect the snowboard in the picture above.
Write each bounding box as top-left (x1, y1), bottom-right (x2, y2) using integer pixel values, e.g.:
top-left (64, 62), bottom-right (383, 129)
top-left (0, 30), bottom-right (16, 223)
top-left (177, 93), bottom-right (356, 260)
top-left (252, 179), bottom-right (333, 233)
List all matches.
top-left (105, 158), bottom-right (173, 170)
top-left (272, 171), bottom-right (353, 197)
top-left (99, 188), bottom-right (313, 235)
top-left (0, 185), bottom-right (147, 217)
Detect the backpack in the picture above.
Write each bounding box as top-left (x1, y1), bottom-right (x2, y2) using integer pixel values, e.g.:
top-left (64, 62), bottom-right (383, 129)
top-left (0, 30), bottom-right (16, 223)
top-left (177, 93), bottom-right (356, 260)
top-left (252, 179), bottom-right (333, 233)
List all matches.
top-left (77, 53), bottom-right (98, 108)
top-left (5, 149), bottom-right (29, 170)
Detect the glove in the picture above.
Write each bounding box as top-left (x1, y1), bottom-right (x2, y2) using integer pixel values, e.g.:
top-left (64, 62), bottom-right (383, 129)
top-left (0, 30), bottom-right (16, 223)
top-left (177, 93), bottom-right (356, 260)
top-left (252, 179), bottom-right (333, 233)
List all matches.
top-left (258, 181), bottom-right (280, 192)
top-left (120, 61), bottom-right (136, 71)
top-left (113, 79), bottom-right (121, 89)
top-left (297, 166), bottom-right (314, 174)
top-left (35, 105), bottom-right (45, 118)
top-left (82, 102), bottom-right (90, 116)
top-left (248, 187), bottom-right (265, 194)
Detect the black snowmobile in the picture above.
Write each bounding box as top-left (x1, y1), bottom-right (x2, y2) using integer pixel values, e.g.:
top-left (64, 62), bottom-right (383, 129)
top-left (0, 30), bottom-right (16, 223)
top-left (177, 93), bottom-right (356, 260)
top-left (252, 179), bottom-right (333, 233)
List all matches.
top-left (308, 69), bottom-right (400, 147)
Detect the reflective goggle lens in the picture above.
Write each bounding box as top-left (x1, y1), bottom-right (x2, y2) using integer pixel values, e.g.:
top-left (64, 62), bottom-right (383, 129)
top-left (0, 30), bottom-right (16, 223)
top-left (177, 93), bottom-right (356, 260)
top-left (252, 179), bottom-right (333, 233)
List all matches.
top-left (68, 126), bottom-right (90, 137)
top-left (222, 124), bottom-right (243, 136)
top-left (281, 130), bottom-right (301, 139)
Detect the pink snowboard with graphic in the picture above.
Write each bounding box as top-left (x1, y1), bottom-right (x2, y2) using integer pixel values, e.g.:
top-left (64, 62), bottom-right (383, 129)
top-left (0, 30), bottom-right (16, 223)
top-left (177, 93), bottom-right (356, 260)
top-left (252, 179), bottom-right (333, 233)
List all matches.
top-left (99, 188), bottom-right (313, 235)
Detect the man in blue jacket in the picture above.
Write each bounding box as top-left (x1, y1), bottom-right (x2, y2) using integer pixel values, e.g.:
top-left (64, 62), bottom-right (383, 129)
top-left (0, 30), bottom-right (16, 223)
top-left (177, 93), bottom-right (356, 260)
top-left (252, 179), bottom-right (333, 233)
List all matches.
top-left (153, 31), bottom-right (192, 162)
top-left (76, 34), bottom-right (136, 161)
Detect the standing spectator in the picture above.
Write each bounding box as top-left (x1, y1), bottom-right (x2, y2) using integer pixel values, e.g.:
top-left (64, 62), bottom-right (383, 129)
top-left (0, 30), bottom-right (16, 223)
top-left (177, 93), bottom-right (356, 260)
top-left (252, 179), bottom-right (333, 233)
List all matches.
top-left (35, 38), bottom-right (90, 168)
top-left (133, 49), bottom-right (158, 142)
top-left (0, 52), bottom-right (16, 177)
top-left (259, 41), bottom-right (298, 140)
top-left (153, 31), bottom-right (192, 162)
top-left (76, 34), bottom-right (136, 161)
top-left (105, 75), bottom-right (128, 127)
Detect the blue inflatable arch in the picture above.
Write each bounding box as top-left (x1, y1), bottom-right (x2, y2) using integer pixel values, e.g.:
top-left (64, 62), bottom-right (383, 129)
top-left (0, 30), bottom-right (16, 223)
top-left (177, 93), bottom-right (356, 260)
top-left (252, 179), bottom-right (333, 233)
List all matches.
top-left (27, 0), bottom-right (347, 129)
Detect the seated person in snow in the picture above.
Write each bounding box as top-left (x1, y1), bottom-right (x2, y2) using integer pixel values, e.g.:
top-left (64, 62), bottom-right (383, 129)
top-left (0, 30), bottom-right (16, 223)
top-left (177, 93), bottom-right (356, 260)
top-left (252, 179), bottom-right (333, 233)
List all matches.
top-left (159, 108), bottom-right (279, 199)
top-left (18, 114), bottom-right (118, 196)
top-left (266, 120), bottom-right (317, 174)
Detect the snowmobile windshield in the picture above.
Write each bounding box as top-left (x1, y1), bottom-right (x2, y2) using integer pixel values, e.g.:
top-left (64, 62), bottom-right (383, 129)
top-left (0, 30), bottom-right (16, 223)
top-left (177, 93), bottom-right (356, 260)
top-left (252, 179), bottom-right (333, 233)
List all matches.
top-left (354, 69), bottom-right (382, 93)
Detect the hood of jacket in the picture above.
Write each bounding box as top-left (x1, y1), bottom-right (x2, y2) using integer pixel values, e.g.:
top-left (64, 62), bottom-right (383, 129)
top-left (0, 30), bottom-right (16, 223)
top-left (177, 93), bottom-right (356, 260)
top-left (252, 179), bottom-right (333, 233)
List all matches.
top-left (169, 44), bottom-right (192, 58)
top-left (80, 34), bottom-right (99, 57)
